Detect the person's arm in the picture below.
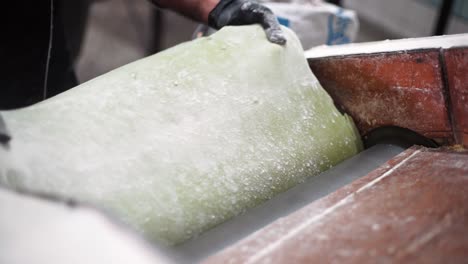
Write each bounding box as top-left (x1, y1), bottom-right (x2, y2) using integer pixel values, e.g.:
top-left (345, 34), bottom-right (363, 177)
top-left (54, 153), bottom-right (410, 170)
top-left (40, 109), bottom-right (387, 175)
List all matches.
top-left (152, 0), bottom-right (286, 45)
top-left (151, 0), bottom-right (218, 23)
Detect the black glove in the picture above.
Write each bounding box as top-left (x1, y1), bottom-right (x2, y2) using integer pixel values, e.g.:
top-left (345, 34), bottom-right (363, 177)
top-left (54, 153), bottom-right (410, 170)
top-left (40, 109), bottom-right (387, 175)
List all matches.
top-left (208, 0), bottom-right (286, 45)
top-left (0, 114), bottom-right (11, 145)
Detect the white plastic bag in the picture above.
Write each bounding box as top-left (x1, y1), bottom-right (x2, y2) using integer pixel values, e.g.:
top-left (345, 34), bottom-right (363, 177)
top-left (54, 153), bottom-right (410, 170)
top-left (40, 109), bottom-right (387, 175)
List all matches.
top-left (261, 0), bottom-right (359, 49)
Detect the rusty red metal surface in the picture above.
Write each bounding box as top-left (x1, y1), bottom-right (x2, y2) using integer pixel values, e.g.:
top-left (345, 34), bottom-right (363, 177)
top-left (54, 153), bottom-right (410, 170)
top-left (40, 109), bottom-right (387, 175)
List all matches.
top-left (308, 51), bottom-right (453, 145)
top-left (444, 48), bottom-right (468, 147)
top-left (205, 147), bottom-right (468, 263)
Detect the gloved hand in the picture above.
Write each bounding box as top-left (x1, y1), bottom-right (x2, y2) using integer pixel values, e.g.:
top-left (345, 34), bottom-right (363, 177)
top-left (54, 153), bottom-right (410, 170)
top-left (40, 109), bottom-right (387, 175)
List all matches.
top-left (0, 114), bottom-right (11, 145)
top-left (208, 0), bottom-right (286, 45)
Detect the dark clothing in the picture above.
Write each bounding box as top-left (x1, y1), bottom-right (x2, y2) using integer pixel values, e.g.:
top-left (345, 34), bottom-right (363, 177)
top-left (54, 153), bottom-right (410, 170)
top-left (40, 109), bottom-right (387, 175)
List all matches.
top-left (1, 1), bottom-right (88, 110)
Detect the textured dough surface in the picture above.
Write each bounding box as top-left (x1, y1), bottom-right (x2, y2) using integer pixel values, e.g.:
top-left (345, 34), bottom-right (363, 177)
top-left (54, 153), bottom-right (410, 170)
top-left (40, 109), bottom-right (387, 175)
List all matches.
top-left (0, 26), bottom-right (362, 245)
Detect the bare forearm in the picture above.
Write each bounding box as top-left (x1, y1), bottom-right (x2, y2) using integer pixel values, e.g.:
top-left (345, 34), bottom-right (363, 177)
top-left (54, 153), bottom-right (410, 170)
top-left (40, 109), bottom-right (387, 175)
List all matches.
top-left (152, 0), bottom-right (286, 45)
top-left (153, 0), bottom-right (220, 23)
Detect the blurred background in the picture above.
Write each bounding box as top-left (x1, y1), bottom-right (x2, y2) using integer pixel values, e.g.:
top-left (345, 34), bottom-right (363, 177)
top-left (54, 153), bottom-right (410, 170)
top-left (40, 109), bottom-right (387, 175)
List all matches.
top-left (76, 0), bottom-right (468, 83)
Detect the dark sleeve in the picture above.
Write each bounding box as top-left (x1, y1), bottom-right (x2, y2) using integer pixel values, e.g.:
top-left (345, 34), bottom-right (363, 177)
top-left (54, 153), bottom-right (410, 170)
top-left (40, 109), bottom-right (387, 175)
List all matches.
top-left (0, 1), bottom-right (78, 110)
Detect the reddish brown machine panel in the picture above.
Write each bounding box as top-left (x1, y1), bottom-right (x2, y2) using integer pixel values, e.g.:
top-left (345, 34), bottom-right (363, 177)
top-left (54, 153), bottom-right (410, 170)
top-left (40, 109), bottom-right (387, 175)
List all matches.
top-left (309, 51), bottom-right (453, 144)
top-left (205, 147), bottom-right (468, 264)
top-left (444, 48), bottom-right (468, 147)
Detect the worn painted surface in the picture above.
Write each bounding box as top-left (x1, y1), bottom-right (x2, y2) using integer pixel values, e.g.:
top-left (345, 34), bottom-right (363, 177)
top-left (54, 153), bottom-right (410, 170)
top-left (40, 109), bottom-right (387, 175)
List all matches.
top-left (444, 48), bottom-right (468, 147)
top-left (205, 147), bottom-right (468, 263)
top-left (308, 51), bottom-right (453, 145)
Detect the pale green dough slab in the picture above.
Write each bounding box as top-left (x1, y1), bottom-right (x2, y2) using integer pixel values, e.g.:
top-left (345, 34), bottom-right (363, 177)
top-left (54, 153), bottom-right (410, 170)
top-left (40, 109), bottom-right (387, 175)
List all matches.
top-left (0, 26), bottom-right (362, 245)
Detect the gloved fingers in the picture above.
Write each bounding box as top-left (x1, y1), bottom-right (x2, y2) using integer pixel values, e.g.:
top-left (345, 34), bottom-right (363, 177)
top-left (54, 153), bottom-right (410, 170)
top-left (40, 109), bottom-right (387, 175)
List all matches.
top-left (208, 0), bottom-right (287, 45)
top-left (240, 2), bottom-right (286, 45)
top-left (262, 16), bottom-right (287, 45)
